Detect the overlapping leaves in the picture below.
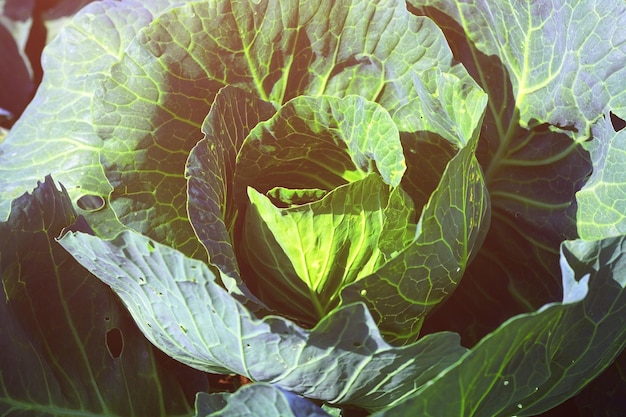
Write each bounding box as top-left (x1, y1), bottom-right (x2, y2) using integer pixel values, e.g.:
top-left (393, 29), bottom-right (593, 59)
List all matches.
top-left (0, 0), bottom-right (186, 235)
top-left (100, 0), bottom-right (481, 259)
top-left (235, 94), bottom-right (410, 321)
top-left (413, 0), bottom-right (626, 138)
top-left (0, 177), bottom-right (204, 416)
top-left (374, 237), bottom-right (626, 416)
top-left (1, 0), bottom-right (484, 255)
top-left (185, 87), bottom-right (488, 342)
top-left (195, 384), bottom-right (331, 417)
top-left (59, 227), bottom-right (467, 411)
top-left (2, 0), bottom-right (625, 415)
top-left (193, 237), bottom-right (626, 416)
top-left (405, 0), bottom-right (626, 413)
top-left (408, 0), bottom-right (602, 339)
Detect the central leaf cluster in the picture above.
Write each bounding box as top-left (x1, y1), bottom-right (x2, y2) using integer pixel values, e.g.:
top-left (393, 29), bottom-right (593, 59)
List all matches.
top-left (236, 95), bottom-right (414, 320)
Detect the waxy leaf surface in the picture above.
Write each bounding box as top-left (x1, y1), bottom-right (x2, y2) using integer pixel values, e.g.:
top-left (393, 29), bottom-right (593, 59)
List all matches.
top-left (0, 177), bottom-right (204, 416)
top-left (59, 228), bottom-right (467, 411)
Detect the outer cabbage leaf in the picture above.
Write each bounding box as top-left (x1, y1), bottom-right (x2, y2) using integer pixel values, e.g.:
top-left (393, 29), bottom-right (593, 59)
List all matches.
top-left (0, 0), bottom-right (184, 233)
top-left (40, 0), bottom-right (98, 46)
top-left (0, 0), bottom-right (484, 260)
top-left (406, 2), bottom-right (626, 412)
top-left (58, 228), bottom-right (467, 411)
top-left (576, 116), bottom-right (626, 239)
top-left (374, 236), bottom-right (626, 417)
top-left (0, 0), bottom-right (98, 127)
top-left (0, 176), bottom-right (205, 416)
top-left (409, 0), bottom-right (595, 343)
top-left (411, 0), bottom-right (626, 139)
top-left (571, 349), bottom-right (626, 416)
top-left (195, 384), bottom-right (331, 417)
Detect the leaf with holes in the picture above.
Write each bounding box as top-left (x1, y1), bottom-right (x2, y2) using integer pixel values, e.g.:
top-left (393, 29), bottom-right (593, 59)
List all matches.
top-left (0, 176), bottom-right (206, 416)
top-left (58, 226), bottom-right (467, 410)
top-left (3, 0), bottom-right (626, 415)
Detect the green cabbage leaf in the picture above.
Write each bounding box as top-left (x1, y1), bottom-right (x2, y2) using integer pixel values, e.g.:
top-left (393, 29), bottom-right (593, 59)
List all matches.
top-left (1, 0), bottom-right (625, 415)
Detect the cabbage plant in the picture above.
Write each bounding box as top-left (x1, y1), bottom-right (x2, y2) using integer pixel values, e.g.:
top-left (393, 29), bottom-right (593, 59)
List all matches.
top-left (0, 0), bottom-right (625, 416)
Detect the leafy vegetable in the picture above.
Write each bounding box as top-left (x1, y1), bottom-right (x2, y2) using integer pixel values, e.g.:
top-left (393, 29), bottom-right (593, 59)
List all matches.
top-left (577, 116), bottom-right (626, 239)
top-left (195, 383), bottom-right (331, 417)
top-left (373, 237), bottom-right (626, 416)
top-left (59, 225), bottom-right (467, 410)
top-left (1, 0), bottom-right (625, 415)
top-left (0, 176), bottom-right (206, 416)
top-left (409, 0), bottom-right (609, 338)
top-left (185, 89), bottom-right (488, 340)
